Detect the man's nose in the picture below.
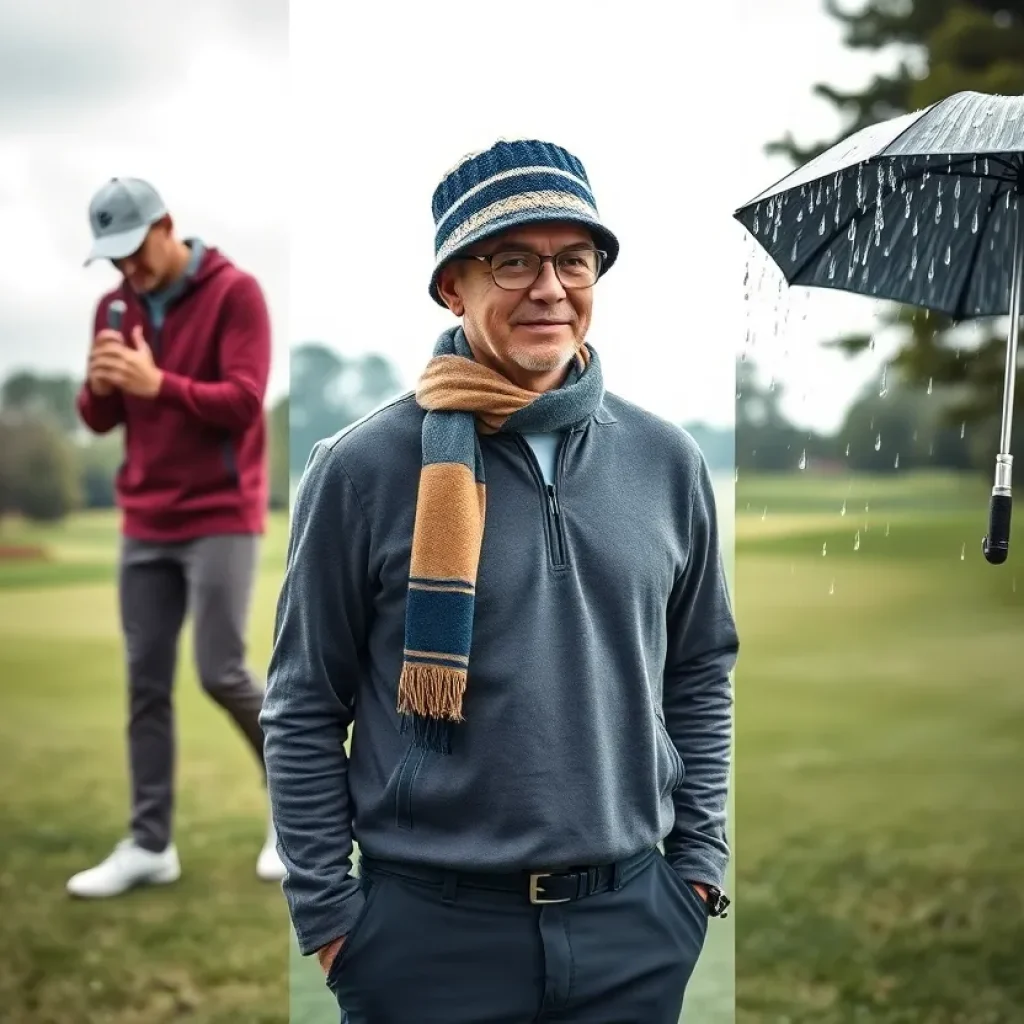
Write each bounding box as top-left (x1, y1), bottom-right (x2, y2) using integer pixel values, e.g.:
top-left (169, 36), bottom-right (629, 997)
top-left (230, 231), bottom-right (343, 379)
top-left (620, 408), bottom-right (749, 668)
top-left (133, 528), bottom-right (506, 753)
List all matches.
top-left (529, 261), bottom-right (567, 302)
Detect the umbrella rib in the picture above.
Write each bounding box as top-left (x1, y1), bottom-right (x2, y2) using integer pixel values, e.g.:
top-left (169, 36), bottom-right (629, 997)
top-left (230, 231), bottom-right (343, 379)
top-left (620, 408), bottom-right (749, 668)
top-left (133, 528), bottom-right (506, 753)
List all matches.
top-left (952, 186), bottom-right (1007, 320)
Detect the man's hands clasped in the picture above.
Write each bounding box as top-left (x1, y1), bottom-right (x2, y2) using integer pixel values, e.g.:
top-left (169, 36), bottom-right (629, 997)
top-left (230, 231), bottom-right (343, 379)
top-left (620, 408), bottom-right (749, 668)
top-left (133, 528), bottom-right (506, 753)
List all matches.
top-left (88, 326), bottom-right (163, 399)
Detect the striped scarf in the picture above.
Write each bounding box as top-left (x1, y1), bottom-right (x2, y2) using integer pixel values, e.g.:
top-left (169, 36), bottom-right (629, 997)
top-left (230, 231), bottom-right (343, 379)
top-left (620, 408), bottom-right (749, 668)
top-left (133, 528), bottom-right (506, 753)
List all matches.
top-left (398, 326), bottom-right (604, 753)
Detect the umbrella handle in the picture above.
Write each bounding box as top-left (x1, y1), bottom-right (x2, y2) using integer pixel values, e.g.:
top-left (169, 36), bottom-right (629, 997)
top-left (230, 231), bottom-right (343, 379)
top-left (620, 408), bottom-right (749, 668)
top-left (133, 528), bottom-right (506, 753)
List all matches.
top-left (983, 490), bottom-right (1012, 565)
top-left (985, 193), bottom-right (1023, 566)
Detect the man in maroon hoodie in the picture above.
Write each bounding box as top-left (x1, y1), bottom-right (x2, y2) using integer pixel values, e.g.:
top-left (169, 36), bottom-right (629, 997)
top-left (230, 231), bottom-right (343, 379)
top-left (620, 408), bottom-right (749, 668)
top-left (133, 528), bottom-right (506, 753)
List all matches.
top-left (67, 177), bottom-right (285, 897)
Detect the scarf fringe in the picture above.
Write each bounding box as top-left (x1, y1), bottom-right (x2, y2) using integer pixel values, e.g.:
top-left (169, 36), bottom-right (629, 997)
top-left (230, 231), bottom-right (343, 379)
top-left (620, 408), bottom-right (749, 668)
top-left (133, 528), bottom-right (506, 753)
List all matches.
top-left (397, 663), bottom-right (466, 719)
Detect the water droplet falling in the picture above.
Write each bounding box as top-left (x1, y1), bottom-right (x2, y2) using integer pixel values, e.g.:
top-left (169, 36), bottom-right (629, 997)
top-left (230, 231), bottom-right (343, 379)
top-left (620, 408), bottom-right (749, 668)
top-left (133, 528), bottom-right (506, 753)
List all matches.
top-left (927, 377), bottom-right (933, 395)
top-left (875, 434), bottom-right (882, 451)
top-left (885, 522), bottom-right (890, 537)
top-left (798, 449), bottom-right (807, 470)
top-left (822, 542), bottom-right (828, 557)
top-left (960, 543), bottom-right (966, 561)
top-left (961, 422), bottom-right (966, 439)
top-left (828, 579), bottom-right (835, 595)
top-left (894, 453), bottom-right (900, 468)
top-left (854, 531), bottom-right (861, 551)
top-left (845, 443), bottom-right (851, 456)
top-left (879, 366), bottom-right (888, 397)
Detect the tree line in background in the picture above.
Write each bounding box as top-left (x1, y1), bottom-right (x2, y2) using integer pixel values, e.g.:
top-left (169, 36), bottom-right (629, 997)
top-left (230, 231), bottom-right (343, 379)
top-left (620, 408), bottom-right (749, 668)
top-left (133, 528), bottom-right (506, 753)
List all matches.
top-left (769, 0), bottom-right (1024, 450)
top-left (735, 355), bottom-right (981, 473)
top-left (0, 339), bottom-right (997, 525)
top-left (0, 371), bottom-right (290, 524)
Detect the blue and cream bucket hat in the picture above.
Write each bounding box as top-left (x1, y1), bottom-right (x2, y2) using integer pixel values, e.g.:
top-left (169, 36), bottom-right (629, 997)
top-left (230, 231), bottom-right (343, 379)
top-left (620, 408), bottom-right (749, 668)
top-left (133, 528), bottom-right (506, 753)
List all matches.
top-left (428, 139), bottom-right (620, 306)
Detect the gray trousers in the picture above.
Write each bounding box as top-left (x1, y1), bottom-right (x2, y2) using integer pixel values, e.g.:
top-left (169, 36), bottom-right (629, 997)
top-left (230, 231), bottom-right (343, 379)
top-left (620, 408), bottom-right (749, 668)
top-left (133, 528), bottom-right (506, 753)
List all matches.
top-left (119, 534), bottom-right (266, 852)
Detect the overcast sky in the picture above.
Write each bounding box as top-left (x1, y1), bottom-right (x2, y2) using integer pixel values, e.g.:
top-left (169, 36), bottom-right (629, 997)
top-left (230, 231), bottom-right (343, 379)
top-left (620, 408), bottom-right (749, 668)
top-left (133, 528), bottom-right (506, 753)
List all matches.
top-left (1, 0), bottom-right (901, 433)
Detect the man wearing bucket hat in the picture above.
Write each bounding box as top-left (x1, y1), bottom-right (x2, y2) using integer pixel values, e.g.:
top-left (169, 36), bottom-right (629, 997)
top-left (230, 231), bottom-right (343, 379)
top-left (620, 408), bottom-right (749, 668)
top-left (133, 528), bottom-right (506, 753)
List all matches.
top-left (262, 140), bottom-right (737, 1022)
top-left (68, 177), bottom-right (285, 898)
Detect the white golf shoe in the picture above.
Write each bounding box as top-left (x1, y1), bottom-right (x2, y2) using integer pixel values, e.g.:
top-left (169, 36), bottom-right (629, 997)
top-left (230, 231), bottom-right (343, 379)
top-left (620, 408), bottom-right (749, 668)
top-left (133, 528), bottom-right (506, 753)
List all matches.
top-left (66, 839), bottom-right (181, 898)
top-left (256, 822), bottom-right (286, 882)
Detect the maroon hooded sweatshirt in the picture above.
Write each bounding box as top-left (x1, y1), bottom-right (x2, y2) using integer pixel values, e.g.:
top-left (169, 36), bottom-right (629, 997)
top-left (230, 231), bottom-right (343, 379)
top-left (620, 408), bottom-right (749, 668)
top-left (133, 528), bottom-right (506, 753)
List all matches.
top-left (76, 247), bottom-right (271, 542)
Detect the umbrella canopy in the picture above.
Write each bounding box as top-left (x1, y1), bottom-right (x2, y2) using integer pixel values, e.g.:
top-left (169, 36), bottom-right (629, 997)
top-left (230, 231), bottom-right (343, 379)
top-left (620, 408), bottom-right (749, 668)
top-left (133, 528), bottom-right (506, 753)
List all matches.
top-left (735, 90), bottom-right (1024, 565)
top-left (735, 90), bottom-right (1022, 320)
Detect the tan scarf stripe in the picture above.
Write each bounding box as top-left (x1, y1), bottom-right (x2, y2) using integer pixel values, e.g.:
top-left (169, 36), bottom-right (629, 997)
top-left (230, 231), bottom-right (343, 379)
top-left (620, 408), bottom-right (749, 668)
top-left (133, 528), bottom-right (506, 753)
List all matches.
top-left (418, 356), bottom-right (538, 433)
top-left (408, 463), bottom-right (486, 583)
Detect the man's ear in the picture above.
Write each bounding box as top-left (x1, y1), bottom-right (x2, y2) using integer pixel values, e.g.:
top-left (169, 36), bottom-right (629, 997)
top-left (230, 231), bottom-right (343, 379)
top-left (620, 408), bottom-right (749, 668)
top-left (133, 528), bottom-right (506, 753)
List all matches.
top-left (436, 264), bottom-right (465, 317)
top-left (152, 213), bottom-right (174, 241)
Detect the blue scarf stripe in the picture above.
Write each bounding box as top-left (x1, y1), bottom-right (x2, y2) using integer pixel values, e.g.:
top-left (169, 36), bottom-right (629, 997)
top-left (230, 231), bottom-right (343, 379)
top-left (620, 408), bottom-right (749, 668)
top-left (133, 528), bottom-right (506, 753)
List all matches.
top-left (404, 587), bottom-right (475, 656)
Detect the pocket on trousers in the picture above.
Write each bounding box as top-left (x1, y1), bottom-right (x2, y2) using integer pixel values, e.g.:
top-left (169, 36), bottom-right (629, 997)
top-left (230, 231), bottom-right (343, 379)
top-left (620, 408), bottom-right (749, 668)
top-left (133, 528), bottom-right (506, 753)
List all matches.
top-left (325, 877), bottom-right (382, 990)
top-left (656, 854), bottom-right (711, 923)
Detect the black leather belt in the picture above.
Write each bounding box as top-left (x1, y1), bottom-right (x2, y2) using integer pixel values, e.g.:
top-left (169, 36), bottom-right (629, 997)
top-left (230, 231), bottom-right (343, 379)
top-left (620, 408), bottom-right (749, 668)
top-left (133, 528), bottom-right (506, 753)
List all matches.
top-left (360, 847), bottom-right (656, 905)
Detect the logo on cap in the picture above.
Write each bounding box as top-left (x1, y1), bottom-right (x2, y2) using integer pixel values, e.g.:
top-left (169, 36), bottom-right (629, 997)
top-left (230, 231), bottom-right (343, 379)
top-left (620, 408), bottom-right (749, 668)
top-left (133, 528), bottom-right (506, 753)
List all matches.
top-left (98, 211), bottom-right (113, 228)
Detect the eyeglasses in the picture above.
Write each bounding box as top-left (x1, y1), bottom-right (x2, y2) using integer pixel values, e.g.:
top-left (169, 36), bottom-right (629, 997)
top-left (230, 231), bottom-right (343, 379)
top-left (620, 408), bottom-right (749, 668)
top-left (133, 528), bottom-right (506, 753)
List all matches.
top-left (454, 247), bottom-right (606, 291)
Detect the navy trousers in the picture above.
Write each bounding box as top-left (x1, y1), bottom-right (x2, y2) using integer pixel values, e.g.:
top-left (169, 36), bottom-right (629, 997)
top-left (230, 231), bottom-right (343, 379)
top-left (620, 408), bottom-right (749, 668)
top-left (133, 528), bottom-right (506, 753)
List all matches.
top-left (326, 850), bottom-right (709, 1023)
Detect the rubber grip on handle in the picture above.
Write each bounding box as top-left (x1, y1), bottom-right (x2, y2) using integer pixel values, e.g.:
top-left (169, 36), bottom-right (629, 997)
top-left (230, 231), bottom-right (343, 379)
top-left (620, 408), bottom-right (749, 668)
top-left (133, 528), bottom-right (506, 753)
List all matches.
top-left (982, 492), bottom-right (1012, 565)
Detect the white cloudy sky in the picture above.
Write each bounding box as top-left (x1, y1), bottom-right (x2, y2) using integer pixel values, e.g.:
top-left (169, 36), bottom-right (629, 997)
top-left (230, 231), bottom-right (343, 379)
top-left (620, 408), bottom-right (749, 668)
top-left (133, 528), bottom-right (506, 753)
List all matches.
top-left (1, 0), bottom-right (903, 433)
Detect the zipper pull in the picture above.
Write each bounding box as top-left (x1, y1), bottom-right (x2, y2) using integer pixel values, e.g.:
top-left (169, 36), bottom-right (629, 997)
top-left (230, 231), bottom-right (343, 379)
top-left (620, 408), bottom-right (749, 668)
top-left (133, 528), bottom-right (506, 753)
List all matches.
top-left (547, 485), bottom-right (560, 517)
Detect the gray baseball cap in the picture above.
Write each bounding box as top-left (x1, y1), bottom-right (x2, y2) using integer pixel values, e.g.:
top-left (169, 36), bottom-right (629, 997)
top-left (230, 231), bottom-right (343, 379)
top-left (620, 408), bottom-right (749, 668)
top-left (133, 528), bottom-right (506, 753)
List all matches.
top-left (85, 177), bottom-right (168, 265)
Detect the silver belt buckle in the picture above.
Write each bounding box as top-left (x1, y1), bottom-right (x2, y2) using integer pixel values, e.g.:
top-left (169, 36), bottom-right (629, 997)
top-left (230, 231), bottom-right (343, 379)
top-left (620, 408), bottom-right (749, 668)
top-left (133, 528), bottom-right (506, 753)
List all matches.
top-left (529, 872), bottom-right (571, 905)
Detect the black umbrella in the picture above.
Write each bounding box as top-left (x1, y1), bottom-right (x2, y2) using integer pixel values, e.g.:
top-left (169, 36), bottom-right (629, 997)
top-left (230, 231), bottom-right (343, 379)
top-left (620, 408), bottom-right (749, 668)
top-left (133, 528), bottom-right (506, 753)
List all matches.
top-left (735, 90), bottom-right (1024, 565)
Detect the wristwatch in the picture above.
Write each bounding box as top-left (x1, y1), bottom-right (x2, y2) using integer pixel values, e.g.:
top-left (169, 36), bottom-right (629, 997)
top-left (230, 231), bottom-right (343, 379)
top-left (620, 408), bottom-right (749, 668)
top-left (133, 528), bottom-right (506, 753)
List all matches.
top-left (690, 882), bottom-right (731, 918)
top-left (705, 885), bottom-right (730, 918)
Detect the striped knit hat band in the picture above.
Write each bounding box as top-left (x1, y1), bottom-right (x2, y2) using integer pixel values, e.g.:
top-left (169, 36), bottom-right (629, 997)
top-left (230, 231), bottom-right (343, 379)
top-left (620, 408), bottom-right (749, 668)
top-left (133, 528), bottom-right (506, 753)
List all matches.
top-left (428, 139), bottom-right (620, 306)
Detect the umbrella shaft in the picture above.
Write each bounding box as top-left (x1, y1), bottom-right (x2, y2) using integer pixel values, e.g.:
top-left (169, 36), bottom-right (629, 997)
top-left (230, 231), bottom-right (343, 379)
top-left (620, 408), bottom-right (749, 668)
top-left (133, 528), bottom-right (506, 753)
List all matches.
top-left (998, 195), bottom-right (1024, 457)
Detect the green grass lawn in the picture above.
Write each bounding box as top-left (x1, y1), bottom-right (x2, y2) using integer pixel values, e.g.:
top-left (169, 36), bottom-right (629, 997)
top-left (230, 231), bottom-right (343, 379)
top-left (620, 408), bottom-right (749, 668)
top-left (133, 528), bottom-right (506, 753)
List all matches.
top-left (0, 510), bottom-right (292, 1024)
top-left (735, 470), bottom-right (1024, 1023)
top-left (3, 471), bottom-right (1022, 1023)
